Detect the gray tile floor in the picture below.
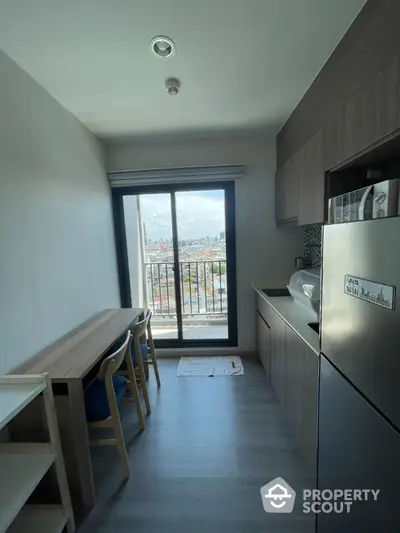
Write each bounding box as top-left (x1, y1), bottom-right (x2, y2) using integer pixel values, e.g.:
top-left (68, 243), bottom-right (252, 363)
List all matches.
top-left (78, 358), bottom-right (315, 533)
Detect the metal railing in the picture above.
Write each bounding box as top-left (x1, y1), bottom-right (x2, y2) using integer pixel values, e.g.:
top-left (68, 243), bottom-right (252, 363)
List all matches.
top-left (145, 261), bottom-right (227, 317)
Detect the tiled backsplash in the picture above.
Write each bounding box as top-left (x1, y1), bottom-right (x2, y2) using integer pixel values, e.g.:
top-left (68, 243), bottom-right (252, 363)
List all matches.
top-left (304, 225), bottom-right (322, 269)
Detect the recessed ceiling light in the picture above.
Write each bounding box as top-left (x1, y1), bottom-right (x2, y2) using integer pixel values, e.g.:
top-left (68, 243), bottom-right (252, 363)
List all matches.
top-left (150, 36), bottom-right (175, 59)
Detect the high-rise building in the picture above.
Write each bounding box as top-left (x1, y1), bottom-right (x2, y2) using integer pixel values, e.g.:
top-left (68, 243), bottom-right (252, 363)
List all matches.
top-left (143, 223), bottom-right (148, 245)
top-left (219, 231), bottom-right (225, 241)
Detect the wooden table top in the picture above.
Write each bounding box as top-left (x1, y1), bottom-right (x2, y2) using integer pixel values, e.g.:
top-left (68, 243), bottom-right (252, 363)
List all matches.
top-left (13, 309), bottom-right (143, 382)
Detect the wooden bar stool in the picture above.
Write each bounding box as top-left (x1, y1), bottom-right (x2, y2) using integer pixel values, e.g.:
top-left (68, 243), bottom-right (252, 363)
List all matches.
top-left (84, 331), bottom-right (133, 480)
top-left (129, 313), bottom-right (151, 416)
top-left (119, 329), bottom-right (146, 431)
top-left (119, 310), bottom-right (160, 417)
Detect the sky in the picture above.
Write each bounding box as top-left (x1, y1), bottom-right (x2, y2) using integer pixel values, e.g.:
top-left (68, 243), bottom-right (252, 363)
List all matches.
top-left (139, 190), bottom-right (225, 241)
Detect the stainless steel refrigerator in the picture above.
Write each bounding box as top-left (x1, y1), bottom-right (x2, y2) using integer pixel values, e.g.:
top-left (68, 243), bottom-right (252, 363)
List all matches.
top-left (318, 216), bottom-right (400, 532)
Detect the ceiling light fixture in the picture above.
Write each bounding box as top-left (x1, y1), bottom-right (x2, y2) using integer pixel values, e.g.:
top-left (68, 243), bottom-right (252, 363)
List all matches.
top-left (150, 36), bottom-right (176, 59)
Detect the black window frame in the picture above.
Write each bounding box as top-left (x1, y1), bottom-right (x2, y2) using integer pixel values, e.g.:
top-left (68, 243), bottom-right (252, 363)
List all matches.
top-left (111, 181), bottom-right (238, 348)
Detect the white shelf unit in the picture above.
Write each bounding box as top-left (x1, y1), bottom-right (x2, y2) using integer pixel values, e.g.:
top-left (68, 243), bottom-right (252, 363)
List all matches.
top-left (7, 506), bottom-right (67, 533)
top-left (0, 375), bottom-right (74, 533)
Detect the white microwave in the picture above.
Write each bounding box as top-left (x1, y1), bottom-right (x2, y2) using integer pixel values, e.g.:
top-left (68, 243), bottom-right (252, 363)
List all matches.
top-left (328, 179), bottom-right (400, 224)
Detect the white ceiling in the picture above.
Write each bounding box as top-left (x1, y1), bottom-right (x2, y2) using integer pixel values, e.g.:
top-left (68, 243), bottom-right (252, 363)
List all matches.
top-left (0, 0), bottom-right (367, 140)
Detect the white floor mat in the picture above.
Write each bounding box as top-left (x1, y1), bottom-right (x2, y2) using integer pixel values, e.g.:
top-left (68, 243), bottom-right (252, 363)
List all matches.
top-left (177, 356), bottom-right (244, 377)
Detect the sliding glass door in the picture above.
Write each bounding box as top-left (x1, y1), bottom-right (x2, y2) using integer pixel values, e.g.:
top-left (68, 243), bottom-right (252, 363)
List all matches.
top-left (175, 190), bottom-right (228, 340)
top-left (113, 182), bottom-right (237, 348)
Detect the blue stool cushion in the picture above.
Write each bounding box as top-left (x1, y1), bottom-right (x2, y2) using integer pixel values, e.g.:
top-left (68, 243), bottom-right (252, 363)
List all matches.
top-left (131, 343), bottom-right (148, 365)
top-left (120, 343), bottom-right (148, 370)
top-left (85, 375), bottom-right (127, 422)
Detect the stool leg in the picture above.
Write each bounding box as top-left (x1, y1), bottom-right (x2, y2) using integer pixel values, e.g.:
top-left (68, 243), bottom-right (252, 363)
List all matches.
top-left (150, 347), bottom-right (161, 388)
top-left (125, 349), bottom-right (146, 430)
top-left (111, 407), bottom-right (130, 480)
top-left (130, 378), bottom-right (146, 431)
top-left (148, 322), bottom-right (161, 387)
top-left (135, 338), bottom-right (151, 415)
top-left (152, 353), bottom-right (161, 388)
top-left (106, 381), bottom-right (130, 480)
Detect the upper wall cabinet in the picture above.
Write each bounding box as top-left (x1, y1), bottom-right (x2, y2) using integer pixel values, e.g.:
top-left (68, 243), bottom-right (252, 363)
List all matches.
top-left (277, 54), bottom-right (400, 226)
top-left (276, 133), bottom-right (325, 227)
top-left (343, 55), bottom-right (400, 164)
top-left (299, 130), bottom-right (325, 226)
top-left (375, 55), bottom-right (400, 140)
top-left (324, 55), bottom-right (400, 171)
top-left (275, 150), bottom-right (301, 225)
top-left (323, 107), bottom-right (346, 171)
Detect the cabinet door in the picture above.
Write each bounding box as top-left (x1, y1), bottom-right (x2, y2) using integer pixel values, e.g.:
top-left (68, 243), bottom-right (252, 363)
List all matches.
top-left (256, 293), bottom-right (273, 326)
top-left (343, 85), bottom-right (375, 160)
top-left (285, 152), bottom-right (301, 221)
top-left (299, 130), bottom-right (325, 226)
top-left (275, 166), bottom-right (285, 223)
top-left (285, 326), bottom-right (303, 438)
top-left (269, 312), bottom-right (287, 409)
top-left (374, 54), bottom-right (400, 140)
top-left (323, 107), bottom-right (346, 170)
top-left (346, 55), bottom-right (400, 160)
top-left (326, 55), bottom-right (400, 169)
top-left (275, 152), bottom-right (301, 224)
top-left (286, 327), bottom-right (318, 480)
top-left (256, 312), bottom-right (271, 378)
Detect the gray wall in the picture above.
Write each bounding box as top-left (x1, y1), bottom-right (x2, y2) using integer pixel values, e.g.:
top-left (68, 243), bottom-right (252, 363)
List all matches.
top-left (0, 51), bottom-right (120, 374)
top-left (107, 135), bottom-right (304, 354)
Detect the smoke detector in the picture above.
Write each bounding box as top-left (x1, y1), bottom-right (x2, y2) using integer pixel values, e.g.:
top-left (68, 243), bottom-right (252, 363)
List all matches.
top-left (150, 36), bottom-right (175, 59)
top-left (165, 78), bottom-right (181, 96)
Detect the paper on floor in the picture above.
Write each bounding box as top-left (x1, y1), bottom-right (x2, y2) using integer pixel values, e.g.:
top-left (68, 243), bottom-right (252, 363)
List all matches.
top-left (177, 356), bottom-right (244, 377)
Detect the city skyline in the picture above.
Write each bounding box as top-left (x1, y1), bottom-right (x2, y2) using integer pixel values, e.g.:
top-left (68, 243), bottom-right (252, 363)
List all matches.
top-left (140, 190), bottom-right (226, 241)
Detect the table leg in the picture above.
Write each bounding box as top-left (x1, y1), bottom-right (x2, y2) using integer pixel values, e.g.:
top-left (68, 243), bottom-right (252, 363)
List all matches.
top-left (66, 380), bottom-right (95, 507)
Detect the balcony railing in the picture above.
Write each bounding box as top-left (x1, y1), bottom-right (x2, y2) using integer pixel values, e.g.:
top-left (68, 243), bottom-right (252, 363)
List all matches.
top-left (145, 261), bottom-right (227, 317)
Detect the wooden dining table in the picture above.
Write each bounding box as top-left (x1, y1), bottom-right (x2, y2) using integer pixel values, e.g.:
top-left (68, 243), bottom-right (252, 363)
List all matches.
top-left (11, 308), bottom-right (144, 517)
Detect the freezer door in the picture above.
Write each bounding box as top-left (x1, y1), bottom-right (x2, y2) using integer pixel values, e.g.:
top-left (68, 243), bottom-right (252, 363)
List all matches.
top-left (318, 356), bottom-right (400, 533)
top-left (321, 217), bottom-right (400, 430)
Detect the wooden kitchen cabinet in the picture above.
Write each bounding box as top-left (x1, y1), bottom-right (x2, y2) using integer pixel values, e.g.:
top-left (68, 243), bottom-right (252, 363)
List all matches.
top-left (323, 106), bottom-right (347, 171)
top-left (275, 166), bottom-right (285, 223)
top-left (374, 55), bottom-right (400, 141)
top-left (275, 150), bottom-right (301, 224)
top-left (277, 132), bottom-right (325, 227)
top-left (256, 296), bottom-right (318, 479)
top-left (286, 327), bottom-right (318, 478)
top-left (324, 55), bottom-right (400, 171)
top-left (344, 55), bottom-right (400, 161)
top-left (269, 310), bottom-right (287, 409)
top-left (256, 312), bottom-right (271, 379)
top-left (298, 130), bottom-right (325, 225)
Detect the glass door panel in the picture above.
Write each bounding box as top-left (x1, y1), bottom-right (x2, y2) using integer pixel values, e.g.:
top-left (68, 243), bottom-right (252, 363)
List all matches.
top-left (175, 190), bottom-right (229, 340)
top-left (124, 193), bottom-right (179, 340)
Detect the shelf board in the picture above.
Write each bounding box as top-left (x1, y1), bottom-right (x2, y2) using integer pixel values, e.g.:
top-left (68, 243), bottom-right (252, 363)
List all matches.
top-left (7, 505), bottom-right (67, 533)
top-left (0, 443), bottom-right (55, 532)
top-left (0, 380), bottom-right (46, 431)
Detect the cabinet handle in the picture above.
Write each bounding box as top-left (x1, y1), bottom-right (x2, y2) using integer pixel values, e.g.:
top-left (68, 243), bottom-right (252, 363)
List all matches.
top-left (257, 310), bottom-right (271, 329)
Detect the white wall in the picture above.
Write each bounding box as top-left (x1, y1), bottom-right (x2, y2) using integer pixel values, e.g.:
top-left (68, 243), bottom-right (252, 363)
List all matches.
top-left (0, 51), bottom-right (120, 374)
top-left (107, 135), bottom-right (304, 354)
top-left (123, 196), bottom-right (144, 308)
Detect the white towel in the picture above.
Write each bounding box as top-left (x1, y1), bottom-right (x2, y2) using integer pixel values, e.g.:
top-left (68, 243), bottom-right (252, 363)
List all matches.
top-left (177, 356), bottom-right (244, 377)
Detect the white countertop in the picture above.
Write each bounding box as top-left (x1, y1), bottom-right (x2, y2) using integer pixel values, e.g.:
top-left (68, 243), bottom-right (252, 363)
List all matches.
top-left (254, 285), bottom-right (320, 355)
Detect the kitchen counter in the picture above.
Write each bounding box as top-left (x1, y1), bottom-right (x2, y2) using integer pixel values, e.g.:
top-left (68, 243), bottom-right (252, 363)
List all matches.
top-left (254, 285), bottom-right (320, 355)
